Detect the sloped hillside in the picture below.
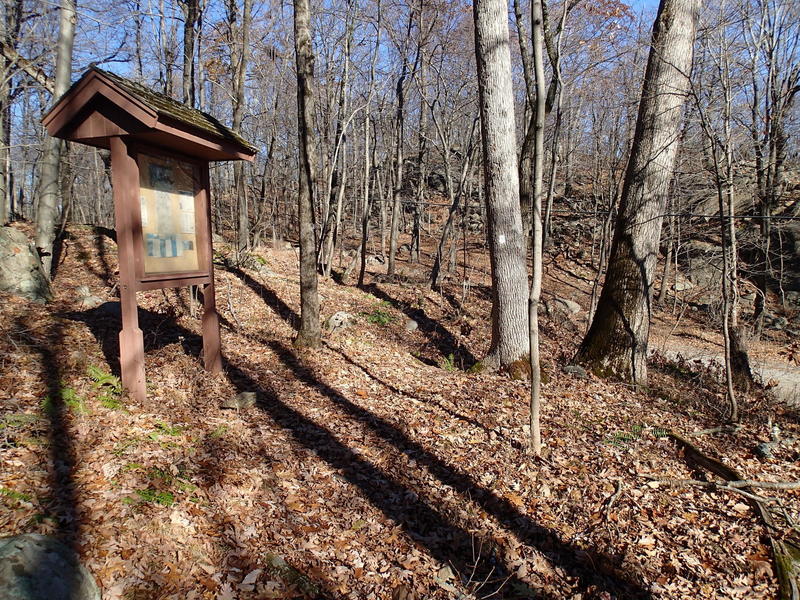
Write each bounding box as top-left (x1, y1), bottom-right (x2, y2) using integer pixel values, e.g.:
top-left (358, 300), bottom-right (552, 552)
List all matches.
top-left (1, 223), bottom-right (798, 599)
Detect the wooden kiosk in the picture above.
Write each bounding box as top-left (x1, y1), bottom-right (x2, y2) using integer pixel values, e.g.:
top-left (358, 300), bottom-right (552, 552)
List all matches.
top-left (43, 67), bottom-right (256, 402)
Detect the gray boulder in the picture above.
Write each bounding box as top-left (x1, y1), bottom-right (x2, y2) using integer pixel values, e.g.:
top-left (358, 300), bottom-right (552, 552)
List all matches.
top-left (0, 533), bottom-right (100, 600)
top-left (325, 311), bottom-right (354, 333)
top-left (222, 391), bottom-right (256, 410)
top-left (562, 364), bottom-right (588, 378)
top-left (75, 285), bottom-right (104, 309)
top-left (547, 296), bottom-right (581, 316)
top-left (0, 227), bottom-right (51, 303)
top-left (403, 318), bottom-right (418, 332)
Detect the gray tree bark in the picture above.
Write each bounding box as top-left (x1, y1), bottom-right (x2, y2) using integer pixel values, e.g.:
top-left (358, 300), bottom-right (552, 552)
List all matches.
top-left (231, 0), bottom-right (251, 254)
top-left (528, 0), bottom-right (545, 454)
top-left (473, 0), bottom-right (530, 370)
top-left (388, 11), bottom-right (414, 277)
top-left (293, 0), bottom-right (321, 348)
top-left (178, 0), bottom-right (200, 107)
top-left (575, 0), bottom-right (700, 386)
top-left (0, 1), bottom-right (19, 224)
top-left (34, 0), bottom-right (75, 276)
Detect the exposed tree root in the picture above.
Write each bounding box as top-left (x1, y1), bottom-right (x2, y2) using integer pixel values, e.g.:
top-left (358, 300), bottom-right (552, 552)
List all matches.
top-left (664, 431), bottom-right (800, 600)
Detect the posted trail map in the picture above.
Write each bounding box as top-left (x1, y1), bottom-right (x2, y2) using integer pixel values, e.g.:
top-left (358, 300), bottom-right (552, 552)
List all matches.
top-left (138, 154), bottom-right (200, 275)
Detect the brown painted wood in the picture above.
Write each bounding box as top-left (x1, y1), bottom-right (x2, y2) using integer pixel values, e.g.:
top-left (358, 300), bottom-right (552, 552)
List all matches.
top-left (140, 122), bottom-right (255, 162)
top-left (43, 72), bottom-right (157, 138)
top-left (44, 67), bottom-right (257, 400)
top-left (68, 111), bottom-right (128, 140)
top-left (200, 165), bottom-right (221, 374)
top-left (43, 69), bottom-right (254, 162)
top-left (110, 136), bottom-right (147, 403)
top-left (137, 275), bottom-right (210, 291)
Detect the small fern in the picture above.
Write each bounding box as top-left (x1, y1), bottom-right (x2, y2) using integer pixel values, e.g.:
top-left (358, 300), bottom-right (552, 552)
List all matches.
top-left (88, 365), bottom-right (124, 410)
top-left (440, 353), bottom-right (457, 372)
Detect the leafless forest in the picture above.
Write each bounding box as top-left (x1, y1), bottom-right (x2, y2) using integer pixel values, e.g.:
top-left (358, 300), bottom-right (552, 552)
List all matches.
top-left (2, 0), bottom-right (800, 598)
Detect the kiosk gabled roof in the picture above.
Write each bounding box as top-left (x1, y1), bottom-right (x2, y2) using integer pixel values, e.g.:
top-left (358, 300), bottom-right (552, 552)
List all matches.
top-left (42, 67), bottom-right (256, 161)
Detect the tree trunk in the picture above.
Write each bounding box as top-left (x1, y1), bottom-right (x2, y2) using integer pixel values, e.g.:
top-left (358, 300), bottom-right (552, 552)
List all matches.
top-left (34, 0), bottom-right (75, 276)
top-left (429, 116), bottom-right (477, 289)
top-left (179, 0), bottom-right (199, 107)
top-left (528, 0), bottom-right (546, 454)
top-left (0, 0), bottom-right (19, 224)
top-left (230, 0), bottom-right (251, 254)
top-left (293, 0), bottom-right (321, 348)
top-left (358, 117), bottom-right (373, 287)
top-left (412, 51), bottom-right (427, 264)
top-left (388, 11), bottom-right (413, 277)
top-left (473, 0), bottom-right (529, 370)
top-left (575, 0), bottom-right (699, 386)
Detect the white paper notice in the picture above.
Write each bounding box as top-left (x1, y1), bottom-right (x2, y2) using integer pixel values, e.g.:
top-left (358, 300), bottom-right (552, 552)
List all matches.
top-left (178, 192), bottom-right (194, 212)
top-left (140, 196), bottom-right (149, 227)
top-left (178, 191), bottom-right (195, 233)
top-left (181, 211), bottom-right (195, 234)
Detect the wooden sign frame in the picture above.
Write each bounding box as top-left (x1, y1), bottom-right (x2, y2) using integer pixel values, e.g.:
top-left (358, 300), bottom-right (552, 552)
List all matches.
top-left (42, 67), bottom-right (255, 403)
top-left (110, 138), bottom-right (221, 403)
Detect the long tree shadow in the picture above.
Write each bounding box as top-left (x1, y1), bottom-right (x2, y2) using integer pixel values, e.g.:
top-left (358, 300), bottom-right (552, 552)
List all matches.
top-left (12, 317), bottom-right (81, 546)
top-left (226, 264), bottom-right (477, 370)
top-left (364, 283), bottom-right (477, 369)
top-left (324, 340), bottom-right (523, 451)
top-left (67, 305), bottom-right (650, 598)
top-left (226, 265), bottom-right (299, 327)
top-left (65, 227), bottom-right (118, 289)
top-left (243, 340), bottom-right (650, 598)
top-left (9, 315), bottom-right (85, 595)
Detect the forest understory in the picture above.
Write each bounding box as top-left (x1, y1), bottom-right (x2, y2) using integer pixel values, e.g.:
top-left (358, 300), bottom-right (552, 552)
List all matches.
top-left (1, 221), bottom-right (800, 600)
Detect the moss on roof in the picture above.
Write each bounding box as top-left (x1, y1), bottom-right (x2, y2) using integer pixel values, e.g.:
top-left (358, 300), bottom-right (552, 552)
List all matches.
top-left (90, 67), bottom-right (256, 153)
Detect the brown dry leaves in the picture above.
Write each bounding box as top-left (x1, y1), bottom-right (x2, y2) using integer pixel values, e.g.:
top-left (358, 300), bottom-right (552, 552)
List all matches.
top-left (0, 224), bottom-right (797, 599)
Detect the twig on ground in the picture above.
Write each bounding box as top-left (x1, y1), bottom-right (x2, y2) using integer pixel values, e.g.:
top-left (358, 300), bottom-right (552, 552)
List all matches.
top-left (687, 424), bottom-right (742, 437)
top-left (646, 476), bottom-right (800, 491)
top-left (605, 479), bottom-right (624, 517)
top-left (642, 476), bottom-right (777, 508)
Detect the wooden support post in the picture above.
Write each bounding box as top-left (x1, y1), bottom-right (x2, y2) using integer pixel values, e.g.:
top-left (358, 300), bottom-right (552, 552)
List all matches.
top-left (110, 136), bottom-right (146, 403)
top-left (201, 165), bottom-right (222, 373)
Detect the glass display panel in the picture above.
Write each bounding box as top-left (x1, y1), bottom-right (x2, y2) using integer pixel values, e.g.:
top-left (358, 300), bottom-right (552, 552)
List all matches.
top-left (138, 153), bottom-right (200, 275)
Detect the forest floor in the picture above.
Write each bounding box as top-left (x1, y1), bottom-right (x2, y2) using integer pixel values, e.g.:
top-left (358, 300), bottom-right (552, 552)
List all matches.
top-left (2, 222), bottom-right (800, 600)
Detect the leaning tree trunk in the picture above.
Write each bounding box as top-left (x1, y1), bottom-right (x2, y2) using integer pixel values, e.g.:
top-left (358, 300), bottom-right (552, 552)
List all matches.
top-left (35, 0), bottom-right (75, 276)
top-left (473, 0), bottom-right (530, 371)
top-left (575, 0), bottom-right (700, 386)
top-left (293, 0), bottom-right (321, 348)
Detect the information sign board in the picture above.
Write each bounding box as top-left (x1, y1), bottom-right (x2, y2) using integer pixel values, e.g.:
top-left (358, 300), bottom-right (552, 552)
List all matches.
top-left (138, 153), bottom-right (200, 275)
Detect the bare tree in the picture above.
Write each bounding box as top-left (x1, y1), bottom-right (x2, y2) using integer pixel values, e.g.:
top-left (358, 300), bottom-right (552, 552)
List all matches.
top-left (178, 0), bottom-right (201, 106)
top-left (293, 0), bottom-right (321, 348)
top-left (388, 8), bottom-right (414, 277)
top-left (529, 0), bottom-right (546, 454)
top-left (575, 0), bottom-right (700, 385)
top-left (34, 0), bottom-right (75, 276)
top-left (0, 0), bottom-right (23, 224)
top-left (229, 0), bottom-right (251, 253)
top-left (473, 0), bottom-right (530, 371)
